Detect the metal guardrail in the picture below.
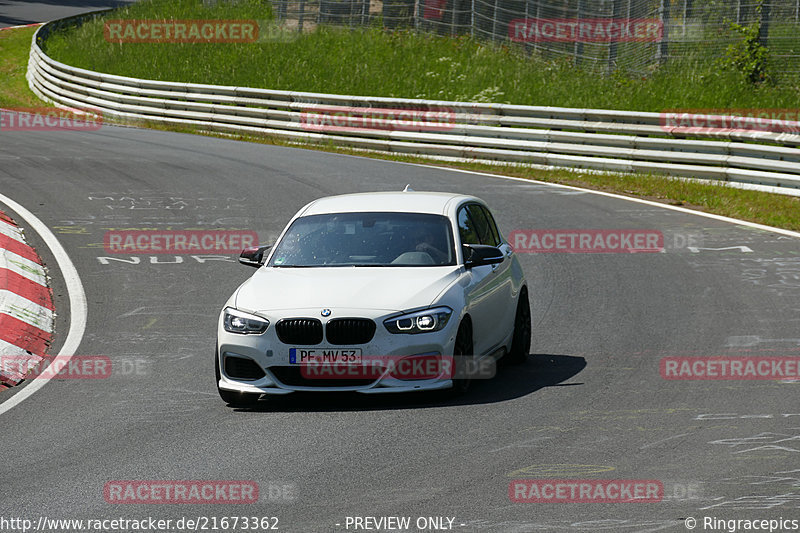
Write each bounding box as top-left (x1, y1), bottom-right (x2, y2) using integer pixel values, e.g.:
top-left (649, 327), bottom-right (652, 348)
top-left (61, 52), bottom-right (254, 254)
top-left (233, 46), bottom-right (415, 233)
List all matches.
top-left (26, 17), bottom-right (800, 192)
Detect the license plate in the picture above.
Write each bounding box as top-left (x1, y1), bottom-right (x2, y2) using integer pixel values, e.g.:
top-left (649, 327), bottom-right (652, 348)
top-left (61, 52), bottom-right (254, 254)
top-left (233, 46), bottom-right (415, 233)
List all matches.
top-left (289, 348), bottom-right (362, 364)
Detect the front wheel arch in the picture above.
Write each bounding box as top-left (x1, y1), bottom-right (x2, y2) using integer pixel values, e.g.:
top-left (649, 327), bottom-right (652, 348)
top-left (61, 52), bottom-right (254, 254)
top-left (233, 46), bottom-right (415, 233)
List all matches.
top-left (450, 318), bottom-right (474, 395)
top-left (506, 286), bottom-right (531, 365)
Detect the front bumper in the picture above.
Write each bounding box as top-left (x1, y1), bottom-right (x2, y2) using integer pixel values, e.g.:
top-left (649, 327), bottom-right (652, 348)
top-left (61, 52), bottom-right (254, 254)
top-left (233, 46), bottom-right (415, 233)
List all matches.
top-left (216, 307), bottom-right (459, 394)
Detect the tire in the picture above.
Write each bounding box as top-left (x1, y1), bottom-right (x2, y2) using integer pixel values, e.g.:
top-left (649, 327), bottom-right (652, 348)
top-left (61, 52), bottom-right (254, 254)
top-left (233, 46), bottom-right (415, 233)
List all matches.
top-left (451, 320), bottom-right (474, 395)
top-left (506, 290), bottom-right (531, 365)
top-left (215, 347), bottom-right (260, 408)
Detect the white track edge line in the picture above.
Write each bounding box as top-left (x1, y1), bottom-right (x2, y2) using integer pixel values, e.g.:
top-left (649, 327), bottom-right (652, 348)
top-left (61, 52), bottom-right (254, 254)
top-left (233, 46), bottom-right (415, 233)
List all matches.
top-left (0, 193), bottom-right (87, 416)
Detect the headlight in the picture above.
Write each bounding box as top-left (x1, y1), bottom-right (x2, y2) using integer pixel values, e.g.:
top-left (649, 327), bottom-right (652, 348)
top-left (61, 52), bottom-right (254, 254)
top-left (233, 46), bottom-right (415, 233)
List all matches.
top-left (384, 307), bottom-right (452, 334)
top-left (223, 307), bottom-right (269, 335)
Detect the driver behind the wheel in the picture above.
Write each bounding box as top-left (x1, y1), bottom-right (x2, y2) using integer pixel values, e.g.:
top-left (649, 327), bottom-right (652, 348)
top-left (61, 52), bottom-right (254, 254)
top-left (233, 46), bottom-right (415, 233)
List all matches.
top-left (415, 226), bottom-right (449, 265)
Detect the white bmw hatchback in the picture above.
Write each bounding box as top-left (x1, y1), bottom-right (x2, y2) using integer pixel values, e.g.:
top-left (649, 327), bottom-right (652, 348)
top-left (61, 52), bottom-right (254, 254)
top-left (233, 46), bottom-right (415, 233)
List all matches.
top-left (215, 190), bottom-right (530, 407)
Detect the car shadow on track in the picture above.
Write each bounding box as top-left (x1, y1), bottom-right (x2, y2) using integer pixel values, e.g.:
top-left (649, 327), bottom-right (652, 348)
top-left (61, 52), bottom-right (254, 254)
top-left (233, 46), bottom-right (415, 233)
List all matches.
top-left (239, 353), bottom-right (586, 413)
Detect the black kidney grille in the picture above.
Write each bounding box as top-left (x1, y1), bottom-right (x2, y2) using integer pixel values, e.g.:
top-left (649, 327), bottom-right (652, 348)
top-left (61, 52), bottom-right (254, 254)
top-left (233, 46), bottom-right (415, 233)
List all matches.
top-left (325, 318), bottom-right (376, 345)
top-left (276, 318), bottom-right (323, 345)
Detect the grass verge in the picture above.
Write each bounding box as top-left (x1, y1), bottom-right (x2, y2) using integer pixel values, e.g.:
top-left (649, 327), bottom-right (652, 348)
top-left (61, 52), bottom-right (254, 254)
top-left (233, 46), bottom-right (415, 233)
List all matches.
top-left (3, 21), bottom-right (800, 231)
top-left (0, 26), bottom-right (51, 109)
top-left (41, 0), bottom-right (800, 110)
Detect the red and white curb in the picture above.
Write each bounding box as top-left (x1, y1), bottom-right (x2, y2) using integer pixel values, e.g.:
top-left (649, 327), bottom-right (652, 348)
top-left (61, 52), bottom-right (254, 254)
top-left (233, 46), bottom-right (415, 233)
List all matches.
top-left (0, 210), bottom-right (54, 389)
top-left (0, 23), bottom-right (44, 32)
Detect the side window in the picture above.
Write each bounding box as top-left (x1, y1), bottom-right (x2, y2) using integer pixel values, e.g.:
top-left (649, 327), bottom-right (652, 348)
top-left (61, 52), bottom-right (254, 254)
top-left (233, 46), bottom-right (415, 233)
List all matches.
top-left (457, 207), bottom-right (480, 245)
top-left (466, 204), bottom-right (499, 246)
top-left (479, 206), bottom-right (502, 246)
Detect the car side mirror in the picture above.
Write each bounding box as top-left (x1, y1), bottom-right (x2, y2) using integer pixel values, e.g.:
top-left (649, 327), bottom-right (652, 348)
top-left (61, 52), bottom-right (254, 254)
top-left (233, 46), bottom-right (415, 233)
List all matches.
top-left (239, 245), bottom-right (272, 268)
top-left (463, 244), bottom-right (504, 269)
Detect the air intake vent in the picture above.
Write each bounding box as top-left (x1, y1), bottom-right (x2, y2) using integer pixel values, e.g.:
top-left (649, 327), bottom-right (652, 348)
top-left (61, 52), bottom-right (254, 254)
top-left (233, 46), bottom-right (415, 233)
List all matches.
top-left (223, 355), bottom-right (266, 381)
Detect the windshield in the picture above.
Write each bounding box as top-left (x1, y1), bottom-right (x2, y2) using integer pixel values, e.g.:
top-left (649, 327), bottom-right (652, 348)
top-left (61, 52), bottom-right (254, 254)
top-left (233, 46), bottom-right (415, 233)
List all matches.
top-left (268, 212), bottom-right (455, 267)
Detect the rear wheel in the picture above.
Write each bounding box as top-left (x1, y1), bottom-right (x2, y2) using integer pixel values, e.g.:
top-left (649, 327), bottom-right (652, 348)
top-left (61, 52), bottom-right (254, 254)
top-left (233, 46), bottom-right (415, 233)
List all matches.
top-left (506, 290), bottom-right (531, 365)
top-left (215, 347), bottom-right (260, 408)
top-left (451, 320), bottom-right (474, 395)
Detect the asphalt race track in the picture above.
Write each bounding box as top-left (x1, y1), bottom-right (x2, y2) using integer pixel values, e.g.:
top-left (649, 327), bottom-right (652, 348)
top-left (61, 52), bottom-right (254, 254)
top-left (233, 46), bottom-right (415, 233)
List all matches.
top-left (0, 0), bottom-right (136, 29)
top-left (1, 3), bottom-right (800, 532)
top-left (1, 120), bottom-right (799, 531)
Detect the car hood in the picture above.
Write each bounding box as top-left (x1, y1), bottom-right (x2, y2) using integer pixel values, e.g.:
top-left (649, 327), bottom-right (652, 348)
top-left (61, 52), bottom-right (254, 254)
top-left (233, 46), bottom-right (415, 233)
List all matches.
top-left (234, 266), bottom-right (461, 314)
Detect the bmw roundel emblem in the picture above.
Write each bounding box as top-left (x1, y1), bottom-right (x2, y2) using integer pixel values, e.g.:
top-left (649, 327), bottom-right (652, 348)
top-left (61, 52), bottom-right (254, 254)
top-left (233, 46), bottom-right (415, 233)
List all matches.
top-left (321, 308), bottom-right (331, 317)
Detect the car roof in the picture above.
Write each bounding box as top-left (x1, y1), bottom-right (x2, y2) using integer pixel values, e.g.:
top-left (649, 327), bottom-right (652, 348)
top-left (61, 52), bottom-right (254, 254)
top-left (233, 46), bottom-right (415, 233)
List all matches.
top-left (299, 191), bottom-right (480, 217)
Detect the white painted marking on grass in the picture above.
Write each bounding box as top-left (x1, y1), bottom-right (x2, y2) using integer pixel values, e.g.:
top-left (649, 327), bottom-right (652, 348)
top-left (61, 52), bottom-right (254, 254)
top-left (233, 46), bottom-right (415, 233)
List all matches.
top-left (0, 192), bottom-right (87, 416)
